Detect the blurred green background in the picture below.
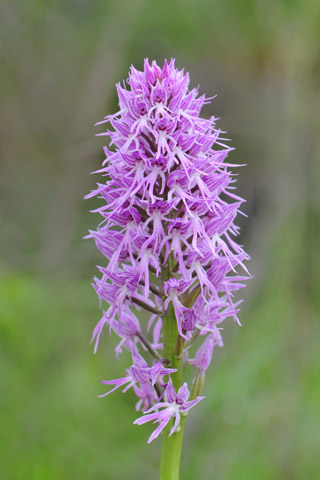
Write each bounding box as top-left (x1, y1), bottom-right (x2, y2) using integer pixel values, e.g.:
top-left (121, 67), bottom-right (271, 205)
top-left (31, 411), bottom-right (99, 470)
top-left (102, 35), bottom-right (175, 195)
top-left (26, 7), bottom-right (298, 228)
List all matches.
top-left (1, 1), bottom-right (320, 479)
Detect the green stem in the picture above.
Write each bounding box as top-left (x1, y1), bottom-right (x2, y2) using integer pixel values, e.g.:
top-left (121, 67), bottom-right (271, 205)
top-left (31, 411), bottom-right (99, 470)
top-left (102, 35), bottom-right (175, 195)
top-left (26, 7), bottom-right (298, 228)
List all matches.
top-left (159, 302), bottom-right (185, 480)
top-left (159, 416), bottom-right (186, 480)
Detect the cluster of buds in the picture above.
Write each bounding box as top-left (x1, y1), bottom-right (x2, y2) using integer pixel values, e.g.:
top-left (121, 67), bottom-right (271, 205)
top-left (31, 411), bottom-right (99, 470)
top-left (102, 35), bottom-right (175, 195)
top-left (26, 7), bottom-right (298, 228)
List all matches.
top-left (86, 59), bottom-right (249, 443)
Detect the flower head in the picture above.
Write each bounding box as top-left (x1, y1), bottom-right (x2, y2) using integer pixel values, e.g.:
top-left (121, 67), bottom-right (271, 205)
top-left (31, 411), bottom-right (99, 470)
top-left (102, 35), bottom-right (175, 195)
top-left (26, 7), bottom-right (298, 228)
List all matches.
top-left (86, 59), bottom-right (250, 443)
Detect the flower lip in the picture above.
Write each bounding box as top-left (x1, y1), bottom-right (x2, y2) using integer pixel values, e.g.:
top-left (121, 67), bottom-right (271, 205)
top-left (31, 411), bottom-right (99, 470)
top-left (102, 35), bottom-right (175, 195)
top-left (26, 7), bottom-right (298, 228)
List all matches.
top-left (137, 103), bottom-right (147, 115)
top-left (182, 308), bottom-right (198, 331)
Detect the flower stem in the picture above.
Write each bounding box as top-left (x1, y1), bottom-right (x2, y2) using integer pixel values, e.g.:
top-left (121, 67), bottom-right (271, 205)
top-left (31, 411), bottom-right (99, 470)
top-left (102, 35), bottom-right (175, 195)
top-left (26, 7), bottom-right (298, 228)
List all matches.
top-left (159, 302), bottom-right (185, 480)
top-left (159, 415), bottom-right (186, 480)
top-left (137, 333), bottom-right (164, 362)
top-left (131, 296), bottom-right (163, 316)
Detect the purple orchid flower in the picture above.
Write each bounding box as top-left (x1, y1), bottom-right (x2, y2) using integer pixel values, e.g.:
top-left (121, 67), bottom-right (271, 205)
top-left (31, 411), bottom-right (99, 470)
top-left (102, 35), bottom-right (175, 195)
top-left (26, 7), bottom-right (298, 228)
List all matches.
top-left (134, 378), bottom-right (204, 443)
top-left (86, 59), bottom-right (250, 462)
top-left (99, 347), bottom-right (176, 398)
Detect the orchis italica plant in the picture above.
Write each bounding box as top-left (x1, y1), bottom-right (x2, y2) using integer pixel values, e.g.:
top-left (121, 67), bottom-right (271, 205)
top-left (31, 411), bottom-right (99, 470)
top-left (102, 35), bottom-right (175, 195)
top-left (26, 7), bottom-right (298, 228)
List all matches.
top-left (86, 59), bottom-right (250, 480)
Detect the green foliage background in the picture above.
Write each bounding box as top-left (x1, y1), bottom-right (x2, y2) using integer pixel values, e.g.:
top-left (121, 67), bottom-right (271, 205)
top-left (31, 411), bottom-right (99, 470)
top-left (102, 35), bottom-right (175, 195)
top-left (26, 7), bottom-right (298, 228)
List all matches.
top-left (1, 1), bottom-right (319, 478)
